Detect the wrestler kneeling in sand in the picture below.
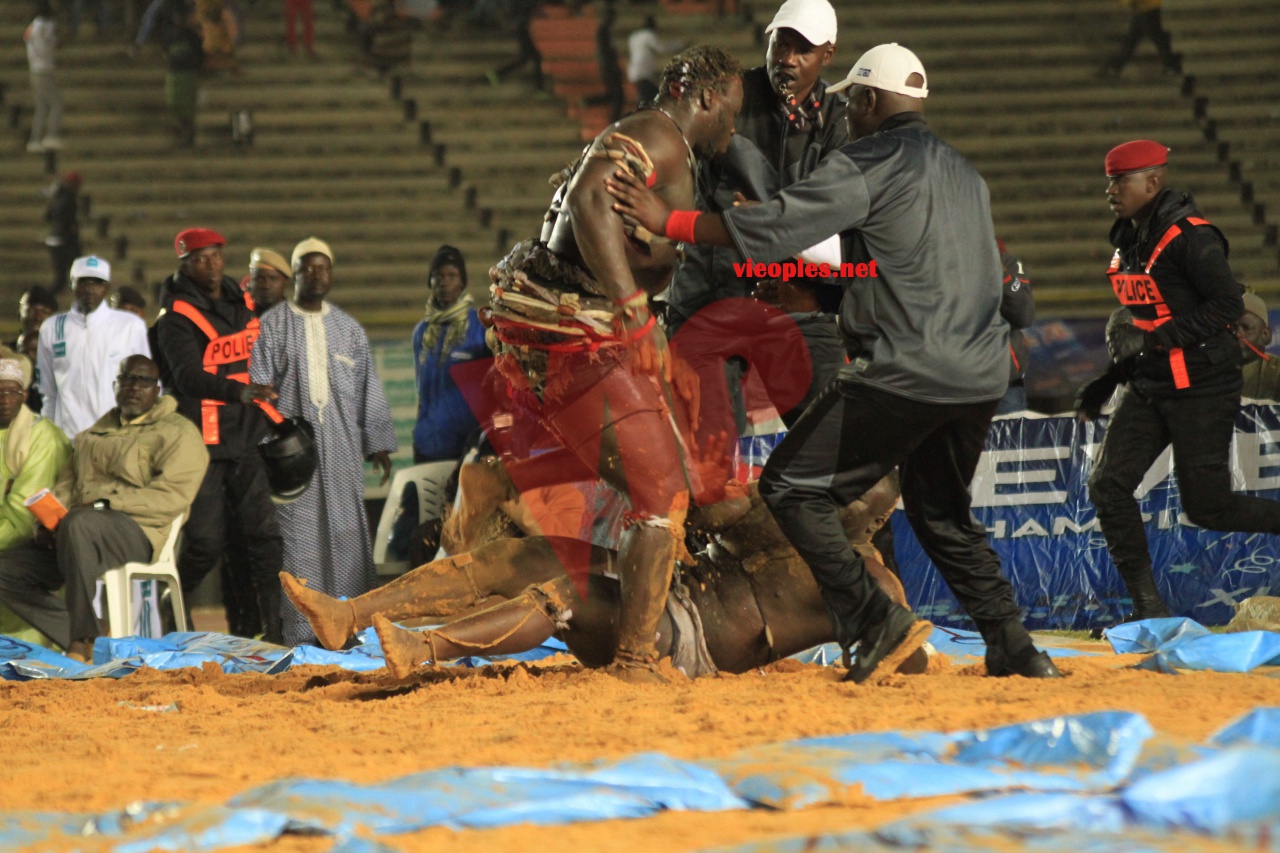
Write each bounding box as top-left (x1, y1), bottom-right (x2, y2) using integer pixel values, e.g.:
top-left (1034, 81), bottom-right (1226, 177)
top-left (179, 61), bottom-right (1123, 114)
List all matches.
top-left (280, 473), bottom-right (929, 681)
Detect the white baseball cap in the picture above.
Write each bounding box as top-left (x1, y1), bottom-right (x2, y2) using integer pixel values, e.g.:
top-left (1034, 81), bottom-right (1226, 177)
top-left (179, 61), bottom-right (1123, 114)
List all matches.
top-left (70, 255), bottom-right (111, 283)
top-left (765, 0), bottom-right (837, 47)
top-left (828, 43), bottom-right (929, 98)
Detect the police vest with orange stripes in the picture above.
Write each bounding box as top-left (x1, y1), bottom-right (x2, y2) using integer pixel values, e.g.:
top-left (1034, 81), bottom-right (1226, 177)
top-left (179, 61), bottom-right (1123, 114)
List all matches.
top-left (1106, 216), bottom-right (1212, 391)
top-left (170, 296), bottom-right (282, 444)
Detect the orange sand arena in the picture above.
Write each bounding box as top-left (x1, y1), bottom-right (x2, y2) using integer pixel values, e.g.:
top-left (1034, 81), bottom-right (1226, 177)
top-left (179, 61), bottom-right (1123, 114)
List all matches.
top-left (3, 643), bottom-right (1279, 851)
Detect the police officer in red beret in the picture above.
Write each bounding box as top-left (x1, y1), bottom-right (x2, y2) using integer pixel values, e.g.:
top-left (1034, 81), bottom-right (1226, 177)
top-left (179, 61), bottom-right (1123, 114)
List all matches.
top-left (154, 227), bottom-right (287, 643)
top-left (1086, 140), bottom-right (1280, 626)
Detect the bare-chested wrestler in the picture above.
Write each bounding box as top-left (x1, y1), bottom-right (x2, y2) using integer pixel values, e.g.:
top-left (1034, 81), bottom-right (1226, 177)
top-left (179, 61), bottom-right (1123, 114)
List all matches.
top-left (454, 47), bottom-right (744, 683)
top-left (279, 475), bottom-right (926, 680)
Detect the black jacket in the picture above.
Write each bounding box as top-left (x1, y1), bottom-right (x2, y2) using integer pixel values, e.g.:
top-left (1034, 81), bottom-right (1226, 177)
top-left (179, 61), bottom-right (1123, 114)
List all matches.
top-left (153, 272), bottom-right (269, 459)
top-left (1108, 189), bottom-right (1243, 398)
top-left (669, 66), bottom-right (849, 326)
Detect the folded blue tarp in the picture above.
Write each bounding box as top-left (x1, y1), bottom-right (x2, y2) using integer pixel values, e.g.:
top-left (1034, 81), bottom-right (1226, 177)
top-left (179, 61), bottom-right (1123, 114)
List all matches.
top-left (4, 711), bottom-right (1279, 853)
top-left (1107, 617), bottom-right (1280, 674)
top-left (0, 628), bottom-right (571, 682)
top-left (713, 711), bottom-right (1151, 809)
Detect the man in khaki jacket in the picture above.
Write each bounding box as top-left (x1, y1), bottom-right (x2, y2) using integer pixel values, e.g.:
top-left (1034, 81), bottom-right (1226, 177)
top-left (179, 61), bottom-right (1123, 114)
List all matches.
top-left (0, 354), bottom-right (207, 659)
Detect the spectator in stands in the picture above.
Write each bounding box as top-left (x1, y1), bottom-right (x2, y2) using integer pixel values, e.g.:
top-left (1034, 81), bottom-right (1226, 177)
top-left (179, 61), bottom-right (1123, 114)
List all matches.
top-left (38, 256), bottom-right (152, 440)
top-left (582, 3), bottom-right (624, 122)
top-left (362, 0), bottom-right (412, 77)
top-left (15, 287), bottom-right (59, 349)
top-left (284, 0), bottom-right (315, 58)
top-left (485, 0), bottom-right (543, 90)
top-left (627, 15), bottom-right (681, 107)
top-left (0, 354), bottom-right (207, 661)
top-left (1239, 292), bottom-right (1280, 401)
top-left (109, 285), bottom-right (148, 320)
top-left (133, 0), bottom-right (194, 50)
top-left (154, 228), bottom-right (286, 644)
top-left (25, 1), bottom-right (63, 154)
top-left (412, 245), bottom-right (489, 464)
top-left (995, 242), bottom-right (1035, 415)
top-left (12, 286), bottom-right (55, 414)
top-left (1100, 0), bottom-right (1180, 77)
top-left (247, 248), bottom-right (291, 314)
top-left (43, 172), bottom-right (82, 293)
top-left (163, 1), bottom-right (204, 146)
top-left (250, 237), bottom-right (397, 646)
top-left (197, 0), bottom-right (239, 72)
top-left (0, 347), bottom-right (72, 646)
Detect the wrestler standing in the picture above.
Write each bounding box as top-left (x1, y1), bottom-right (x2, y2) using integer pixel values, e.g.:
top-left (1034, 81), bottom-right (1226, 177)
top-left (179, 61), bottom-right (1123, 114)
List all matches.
top-left (467, 47), bottom-right (743, 683)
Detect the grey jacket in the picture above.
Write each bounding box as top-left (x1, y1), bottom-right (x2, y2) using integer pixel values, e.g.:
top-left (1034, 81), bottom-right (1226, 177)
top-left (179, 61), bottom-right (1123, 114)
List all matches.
top-left (722, 113), bottom-right (1009, 404)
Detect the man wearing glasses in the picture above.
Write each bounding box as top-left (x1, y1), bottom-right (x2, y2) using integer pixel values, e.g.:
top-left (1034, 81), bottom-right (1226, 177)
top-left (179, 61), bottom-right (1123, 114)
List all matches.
top-left (0, 355), bottom-right (207, 661)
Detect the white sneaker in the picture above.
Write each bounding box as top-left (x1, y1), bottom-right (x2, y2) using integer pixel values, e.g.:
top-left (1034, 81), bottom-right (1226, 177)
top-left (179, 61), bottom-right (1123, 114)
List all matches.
top-left (25, 140), bottom-right (45, 153)
top-left (41, 137), bottom-right (64, 150)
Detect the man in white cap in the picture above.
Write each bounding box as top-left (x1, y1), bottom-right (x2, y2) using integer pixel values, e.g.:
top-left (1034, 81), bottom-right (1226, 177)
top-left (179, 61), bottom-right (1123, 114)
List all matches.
top-left (608, 43), bottom-right (1058, 684)
top-left (250, 237), bottom-right (397, 647)
top-left (37, 255), bottom-right (152, 439)
top-left (664, 0), bottom-right (844, 473)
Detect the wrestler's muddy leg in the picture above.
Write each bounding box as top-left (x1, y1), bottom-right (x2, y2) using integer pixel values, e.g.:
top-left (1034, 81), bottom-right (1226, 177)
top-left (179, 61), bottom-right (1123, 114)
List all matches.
top-left (375, 577), bottom-right (582, 679)
top-left (590, 411), bottom-right (690, 685)
top-left (280, 538), bottom-right (606, 650)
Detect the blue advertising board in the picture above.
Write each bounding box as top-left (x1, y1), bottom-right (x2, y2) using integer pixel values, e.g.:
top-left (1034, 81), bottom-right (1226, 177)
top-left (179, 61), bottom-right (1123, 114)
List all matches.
top-left (891, 404), bottom-right (1280, 630)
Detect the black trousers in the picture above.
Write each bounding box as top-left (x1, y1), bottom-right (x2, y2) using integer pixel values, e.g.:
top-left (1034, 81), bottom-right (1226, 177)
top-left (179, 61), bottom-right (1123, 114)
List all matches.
top-left (759, 379), bottom-right (1033, 672)
top-left (178, 454), bottom-right (284, 622)
top-left (0, 508), bottom-right (151, 649)
top-left (1112, 9), bottom-right (1178, 71)
top-left (1089, 388), bottom-right (1280, 591)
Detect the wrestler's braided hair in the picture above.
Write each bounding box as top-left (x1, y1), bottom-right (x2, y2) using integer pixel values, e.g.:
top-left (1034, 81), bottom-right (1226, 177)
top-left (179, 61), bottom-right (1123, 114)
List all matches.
top-left (658, 45), bottom-right (741, 102)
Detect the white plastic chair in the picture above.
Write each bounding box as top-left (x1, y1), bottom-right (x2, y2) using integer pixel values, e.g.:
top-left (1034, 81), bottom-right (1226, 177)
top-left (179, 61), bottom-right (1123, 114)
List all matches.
top-left (101, 512), bottom-right (188, 638)
top-left (373, 461), bottom-right (457, 570)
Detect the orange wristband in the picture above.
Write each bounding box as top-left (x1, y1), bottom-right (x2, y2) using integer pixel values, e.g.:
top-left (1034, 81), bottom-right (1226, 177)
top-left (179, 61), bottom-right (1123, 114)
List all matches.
top-left (665, 210), bottom-right (701, 244)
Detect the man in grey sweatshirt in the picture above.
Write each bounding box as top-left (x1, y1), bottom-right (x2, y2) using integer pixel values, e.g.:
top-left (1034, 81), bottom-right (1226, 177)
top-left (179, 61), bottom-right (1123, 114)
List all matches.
top-left (607, 43), bottom-right (1057, 685)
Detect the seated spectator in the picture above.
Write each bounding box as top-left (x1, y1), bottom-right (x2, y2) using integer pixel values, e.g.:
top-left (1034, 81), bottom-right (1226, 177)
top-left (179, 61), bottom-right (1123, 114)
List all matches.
top-left (1239, 292), bottom-right (1280, 401)
top-left (0, 347), bottom-right (72, 645)
top-left (109, 285), bottom-right (149, 320)
top-left (0, 355), bottom-right (208, 660)
top-left (412, 245), bottom-right (489, 463)
top-left (15, 333), bottom-right (42, 414)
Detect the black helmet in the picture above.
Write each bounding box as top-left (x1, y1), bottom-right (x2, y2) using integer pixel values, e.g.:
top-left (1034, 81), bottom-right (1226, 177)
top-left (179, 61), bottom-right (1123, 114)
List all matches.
top-left (259, 417), bottom-right (317, 503)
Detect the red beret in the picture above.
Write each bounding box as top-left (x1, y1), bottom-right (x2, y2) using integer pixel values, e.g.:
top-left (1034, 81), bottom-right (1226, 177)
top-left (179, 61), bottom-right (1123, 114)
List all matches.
top-left (175, 227), bottom-right (226, 258)
top-left (1105, 140), bottom-right (1169, 178)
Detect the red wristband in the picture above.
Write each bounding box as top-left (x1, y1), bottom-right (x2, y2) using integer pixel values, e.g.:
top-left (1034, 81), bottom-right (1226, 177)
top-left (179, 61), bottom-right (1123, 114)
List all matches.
top-left (664, 210), bottom-right (701, 244)
top-left (626, 314), bottom-right (657, 341)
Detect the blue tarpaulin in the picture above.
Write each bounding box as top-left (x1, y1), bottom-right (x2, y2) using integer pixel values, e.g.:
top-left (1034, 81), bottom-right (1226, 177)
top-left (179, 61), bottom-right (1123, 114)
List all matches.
top-left (891, 406), bottom-right (1280, 631)
top-left (1107, 617), bottom-right (1280, 674)
top-left (0, 628), bottom-right (571, 682)
top-left (5, 711), bottom-right (1280, 852)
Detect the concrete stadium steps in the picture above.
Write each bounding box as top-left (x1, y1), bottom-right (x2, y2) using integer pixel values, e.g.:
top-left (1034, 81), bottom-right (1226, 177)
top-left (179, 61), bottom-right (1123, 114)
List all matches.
top-left (0, 2), bottom-right (510, 337)
top-left (1, 0), bottom-right (1277, 329)
top-left (1169, 0), bottom-right (1280, 275)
